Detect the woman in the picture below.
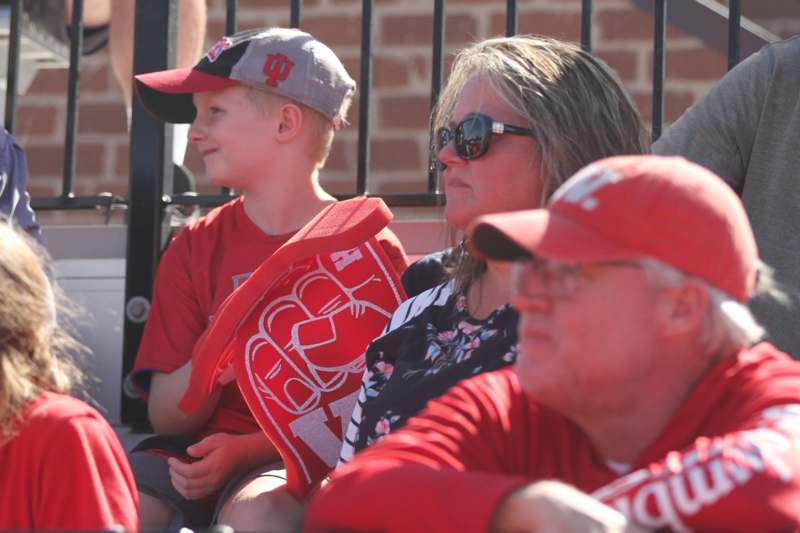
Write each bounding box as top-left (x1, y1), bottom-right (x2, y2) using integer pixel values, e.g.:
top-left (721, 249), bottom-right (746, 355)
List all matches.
top-left (339, 34), bottom-right (648, 462)
top-left (0, 222), bottom-right (139, 531)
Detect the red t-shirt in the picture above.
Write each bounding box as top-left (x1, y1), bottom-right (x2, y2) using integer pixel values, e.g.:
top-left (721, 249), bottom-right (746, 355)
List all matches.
top-left (306, 343), bottom-right (800, 533)
top-left (132, 197), bottom-right (408, 436)
top-left (0, 393), bottom-right (139, 531)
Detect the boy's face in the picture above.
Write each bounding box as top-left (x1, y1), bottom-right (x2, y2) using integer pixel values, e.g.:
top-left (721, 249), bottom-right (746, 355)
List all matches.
top-left (188, 86), bottom-right (277, 189)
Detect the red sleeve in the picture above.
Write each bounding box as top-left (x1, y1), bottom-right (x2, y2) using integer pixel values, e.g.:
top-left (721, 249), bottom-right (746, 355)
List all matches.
top-left (592, 402), bottom-right (800, 531)
top-left (305, 369), bottom-right (531, 533)
top-left (36, 414), bottom-right (139, 531)
top-left (376, 227), bottom-right (409, 278)
top-left (131, 227), bottom-right (208, 396)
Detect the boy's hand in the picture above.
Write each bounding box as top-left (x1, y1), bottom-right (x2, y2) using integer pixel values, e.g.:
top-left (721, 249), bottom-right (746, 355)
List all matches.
top-left (168, 432), bottom-right (242, 500)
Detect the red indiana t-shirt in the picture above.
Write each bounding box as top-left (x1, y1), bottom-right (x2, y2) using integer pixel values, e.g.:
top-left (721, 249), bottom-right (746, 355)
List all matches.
top-left (131, 197), bottom-right (408, 436)
top-left (0, 393), bottom-right (139, 531)
top-left (307, 342), bottom-right (800, 533)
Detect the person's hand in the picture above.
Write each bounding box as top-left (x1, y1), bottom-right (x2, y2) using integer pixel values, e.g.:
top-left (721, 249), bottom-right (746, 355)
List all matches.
top-left (168, 432), bottom-right (244, 500)
top-left (490, 481), bottom-right (649, 533)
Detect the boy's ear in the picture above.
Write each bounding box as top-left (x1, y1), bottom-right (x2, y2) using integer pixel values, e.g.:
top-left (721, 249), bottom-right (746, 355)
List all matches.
top-left (275, 103), bottom-right (304, 143)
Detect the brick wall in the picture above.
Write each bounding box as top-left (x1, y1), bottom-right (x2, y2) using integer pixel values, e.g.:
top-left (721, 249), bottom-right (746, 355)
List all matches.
top-left (14, 0), bottom-right (799, 225)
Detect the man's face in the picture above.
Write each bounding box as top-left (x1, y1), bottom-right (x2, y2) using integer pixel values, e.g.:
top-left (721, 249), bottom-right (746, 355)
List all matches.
top-left (511, 258), bottom-right (665, 415)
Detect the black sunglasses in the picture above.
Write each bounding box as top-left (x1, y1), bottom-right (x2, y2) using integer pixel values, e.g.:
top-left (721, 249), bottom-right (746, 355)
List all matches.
top-left (434, 112), bottom-right (535, 170)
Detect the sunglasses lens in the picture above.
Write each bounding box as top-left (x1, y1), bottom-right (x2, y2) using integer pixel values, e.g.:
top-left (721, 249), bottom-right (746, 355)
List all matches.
top-left (456, 115), bottom-right (490, 159)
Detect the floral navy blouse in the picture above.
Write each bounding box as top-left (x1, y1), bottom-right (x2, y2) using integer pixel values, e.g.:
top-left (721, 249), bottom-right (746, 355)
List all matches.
top-left (339, 279), bottom-right (519, 463)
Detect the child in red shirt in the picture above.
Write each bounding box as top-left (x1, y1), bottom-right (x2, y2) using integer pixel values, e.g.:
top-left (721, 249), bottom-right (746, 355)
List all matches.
top-left (0, 223), bottom-right (139, 531)
top-left (128, 27), bottom-right (407, 531)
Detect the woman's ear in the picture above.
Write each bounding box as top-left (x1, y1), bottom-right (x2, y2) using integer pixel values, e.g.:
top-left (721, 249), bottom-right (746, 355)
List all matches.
top-left (657, 280), bottom-right (709, 338)
top-left (275, 103), bottom-right (304, 143)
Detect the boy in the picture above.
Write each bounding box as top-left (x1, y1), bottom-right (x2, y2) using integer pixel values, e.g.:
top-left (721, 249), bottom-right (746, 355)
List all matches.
top-left (127, 27), bottom-right (408, 531)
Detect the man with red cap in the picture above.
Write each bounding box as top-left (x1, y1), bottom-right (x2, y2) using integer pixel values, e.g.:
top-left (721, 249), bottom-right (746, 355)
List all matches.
top-left (305, 155), bottom-right (800, 532)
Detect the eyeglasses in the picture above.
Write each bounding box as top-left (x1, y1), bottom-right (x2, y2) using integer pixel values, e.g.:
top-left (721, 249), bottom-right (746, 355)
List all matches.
top-left (434, 113), bottom-right (535, 170)
top-left (511, 258), bottom-right (643, 300)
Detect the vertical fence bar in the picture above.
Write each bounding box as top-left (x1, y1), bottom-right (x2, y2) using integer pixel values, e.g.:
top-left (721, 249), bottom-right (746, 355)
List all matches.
top-left (727, 0), bottom-right (741, 70)
top-left (221, 0), bottom-right (237, 197)
top-left (506, 0), bottom-right (517, 37)
top-left (651, 0), bottom-right (666, 142)
top-left (62, 0), bottom-right (84, 199)
top-left (356, 0), bottom-right (373, 195)
top-left (122, 0), bottom-right (177, 425)
top-left (581, 0), bottom-right (592, 52)
top-left (291, 0), bottom-right (302, 29)
top-left (4, 0), bottom-right (21, 133)
top-left (226, 0), bottom-right (237, 35)
top-left (427, 0), bottom-right (445, 193)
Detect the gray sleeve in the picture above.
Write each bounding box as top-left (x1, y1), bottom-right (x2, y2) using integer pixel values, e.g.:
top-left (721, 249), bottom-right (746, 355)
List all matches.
top-left (0, 129), bottom-right (41, 241)
top-left (652, 44), bottom-right (774, 195)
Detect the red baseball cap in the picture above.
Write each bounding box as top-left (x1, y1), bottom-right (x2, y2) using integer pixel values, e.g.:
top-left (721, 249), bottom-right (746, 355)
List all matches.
top-left (468, 155), bottom-right (759, 302)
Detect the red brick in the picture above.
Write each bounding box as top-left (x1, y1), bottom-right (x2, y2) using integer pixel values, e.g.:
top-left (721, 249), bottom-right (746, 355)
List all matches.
top-left (76, 144), bottom-right (107, 177)
top-left (741, 0), bottom-right (800, 19)
top-left (370, 138), bottom-right (421, 171)
top-left (238, 0), bottom-right (318, 7)
top-left (381, 14), bottom-right (478, 46)
top-left (597, 8), bottom-right (688, 41)
top-left (372, 178), bottom-right (428, 194)
top-left (595, 49), bottom-right (640, 82)
top-left (24, 146), bottom-right (64, 176)
top-left (25, 181), bottom-right (59, 198)
top-left (79, 103), bottom-right (127, 134)
top-left (301, 16), bottom-right (362, 47)
top-left (633, 89), bottom-right (696, 125)
top-left (28, 70), bottom-right (66, 94)
top-left (661, 48), bottom-right (727, 80)
top-left (341, 56), bottom-right (361, 86)
top-left (373, 55), bottom-right (411, 88)
top-left (490, 12), bottom-right (583, 42)
top-left (114, 144), bottom-right (130, 178)
top-left (325, 139), bottom-right (351, 172)
top-left (16, 105), bottom-right (60, 136)
top-left (81, 64), bottom-right (111, 92)
top-left (380, 95), bottom-right (432, 129)
top-left (25, 144), bottom-right (105, 178)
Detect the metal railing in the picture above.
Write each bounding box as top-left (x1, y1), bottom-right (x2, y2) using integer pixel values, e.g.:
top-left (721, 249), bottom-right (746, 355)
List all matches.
top-left (2, 0), bottom-right (762, 423)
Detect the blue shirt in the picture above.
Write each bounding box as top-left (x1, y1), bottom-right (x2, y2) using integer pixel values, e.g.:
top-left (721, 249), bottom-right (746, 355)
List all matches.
top-left (0, 128), bottom-right (40, 241)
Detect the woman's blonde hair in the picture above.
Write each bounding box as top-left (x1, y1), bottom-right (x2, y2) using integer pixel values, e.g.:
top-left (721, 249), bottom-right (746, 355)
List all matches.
top-left (433, 35), bottom-right (649, 294)
top-left (0, 221), bottom-right (85, 440)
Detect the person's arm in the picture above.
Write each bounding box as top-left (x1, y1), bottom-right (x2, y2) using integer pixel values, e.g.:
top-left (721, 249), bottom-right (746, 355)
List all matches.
top-left (131, 228), bottom-right (218, 434)
top-left (491, 481), bottom-right (646, 533)
top-left (652, 43), bottom-right (773, 194)
top-left (591, 403), bottom-right (800, 531)
top-left (307, 369), bottom-right (533, 533)
top-left (148, 359), bottom-right (222, 435)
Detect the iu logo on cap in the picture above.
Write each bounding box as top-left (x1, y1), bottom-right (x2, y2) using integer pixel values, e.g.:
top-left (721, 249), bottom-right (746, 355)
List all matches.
top-left (263, 53), bottom-right (295, 87)
top-left (206, 36), bottom-right (233, 62)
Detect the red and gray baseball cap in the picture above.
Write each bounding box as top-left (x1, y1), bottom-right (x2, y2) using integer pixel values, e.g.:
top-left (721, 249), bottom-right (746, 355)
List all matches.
top-left (468, 155), bottom-right (759, 302)
top-left (134, 27), bottom-right (356, 124)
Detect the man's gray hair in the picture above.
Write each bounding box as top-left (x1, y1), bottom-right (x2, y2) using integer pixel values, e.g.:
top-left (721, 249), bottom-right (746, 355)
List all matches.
top-left (639, 258), bottom-right (781, 356)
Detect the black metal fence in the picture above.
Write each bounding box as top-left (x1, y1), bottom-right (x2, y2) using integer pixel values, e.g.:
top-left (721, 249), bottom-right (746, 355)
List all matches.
top-left (3, 0), bottom-right (750, 424)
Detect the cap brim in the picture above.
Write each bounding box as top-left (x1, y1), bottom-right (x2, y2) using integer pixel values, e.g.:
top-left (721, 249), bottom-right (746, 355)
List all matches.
top-left (467, 209), bottom-right (641, 263)
top-left (134, 68), bottom-right (239, 124)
